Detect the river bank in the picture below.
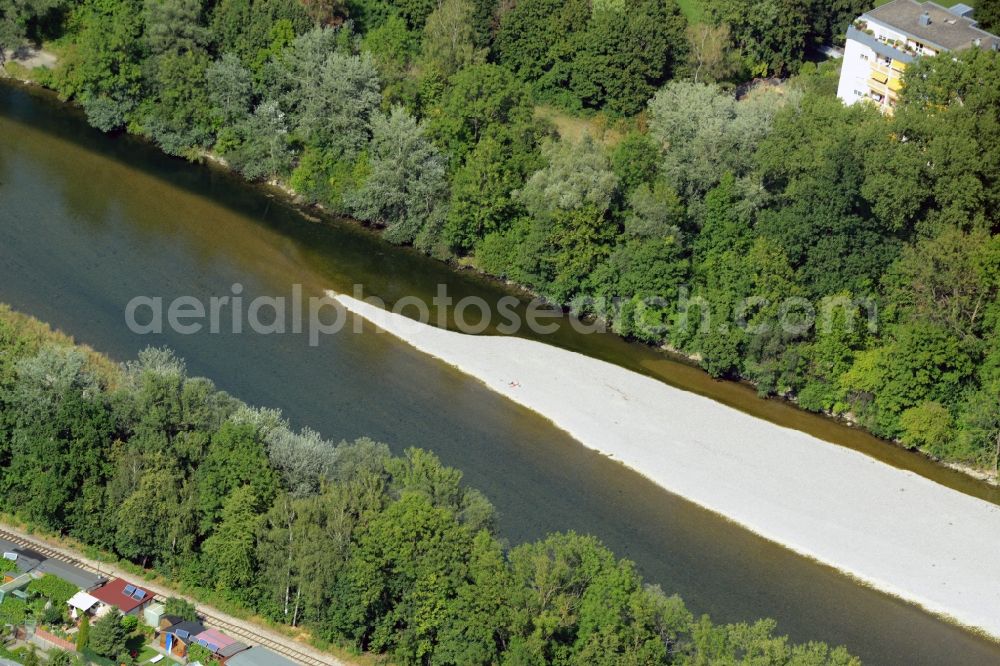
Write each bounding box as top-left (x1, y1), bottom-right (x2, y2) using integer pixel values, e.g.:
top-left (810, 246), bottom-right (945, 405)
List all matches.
top-left (6, 80), bottom-right (1000, 662)
top-left (2, 68), bottom-right (995, 494)
top-left (332, 291), bottom-right (1000, 641)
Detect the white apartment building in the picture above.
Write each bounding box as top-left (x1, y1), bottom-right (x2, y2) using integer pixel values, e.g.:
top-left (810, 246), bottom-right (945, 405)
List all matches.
top-left (837, 0), bottom-right (1000, 113)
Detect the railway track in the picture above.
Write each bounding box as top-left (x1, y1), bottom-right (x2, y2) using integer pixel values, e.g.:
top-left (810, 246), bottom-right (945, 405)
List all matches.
top-left (0, 530), bottom-right (83, 568)
top-left (0, 528), bottom-right (337, 666)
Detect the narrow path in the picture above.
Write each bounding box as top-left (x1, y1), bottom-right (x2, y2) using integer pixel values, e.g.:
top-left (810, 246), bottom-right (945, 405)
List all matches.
top-left (1, 47), bottom-right (57, 71)
top-left (0, 524), bottom-right (351, 666)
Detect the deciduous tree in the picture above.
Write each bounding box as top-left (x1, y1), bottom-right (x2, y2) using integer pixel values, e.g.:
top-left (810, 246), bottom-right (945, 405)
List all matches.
top-left (348, 106), bottom-right (449, 248)
top-left (687, 22), bottom-right (735, 83)
top-left (143, 0), bottom-right (209, 55)
top-left (418, 0), bottom-right (485, 81)
top-left (201, 485), bottom-right (263, 603)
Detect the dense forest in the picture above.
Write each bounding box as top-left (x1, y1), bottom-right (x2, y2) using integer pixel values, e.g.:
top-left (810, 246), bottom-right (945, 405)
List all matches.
top-left (0, 0), bottom-right (998, 473)
top-left (0, 306), bottom-right (859, 664)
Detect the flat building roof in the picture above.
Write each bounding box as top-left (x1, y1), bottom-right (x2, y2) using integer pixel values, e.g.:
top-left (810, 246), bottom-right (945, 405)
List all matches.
top-left (864, 0), bottom-right (1000, 51)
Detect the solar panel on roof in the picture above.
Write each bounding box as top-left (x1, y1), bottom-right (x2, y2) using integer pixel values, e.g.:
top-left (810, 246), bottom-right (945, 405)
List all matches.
top-left (131, 589), bottom-right (146, 600)
top-left (176, 629), bottom-right (189, 640)
top-left (123, 584), bottom-right (137, 595)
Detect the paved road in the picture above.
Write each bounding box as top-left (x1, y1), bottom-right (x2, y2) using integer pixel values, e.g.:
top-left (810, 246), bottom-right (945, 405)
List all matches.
top-left (0, 524), bottom-right (350, 666)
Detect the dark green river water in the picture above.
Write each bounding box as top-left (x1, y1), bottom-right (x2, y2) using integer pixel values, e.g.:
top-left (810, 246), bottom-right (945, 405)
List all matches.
top-left (1, 81), bottom-right (998, 664)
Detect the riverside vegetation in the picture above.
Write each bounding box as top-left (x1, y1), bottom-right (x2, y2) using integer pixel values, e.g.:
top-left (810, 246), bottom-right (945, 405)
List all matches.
top-left (1, 0), bottom-right (999, 474)
top-left (0, 305), bottom-right (861, 663)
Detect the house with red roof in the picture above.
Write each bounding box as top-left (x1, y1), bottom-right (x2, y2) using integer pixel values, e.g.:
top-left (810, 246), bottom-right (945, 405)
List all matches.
top-left (91, 577), bottom-right (155, 616)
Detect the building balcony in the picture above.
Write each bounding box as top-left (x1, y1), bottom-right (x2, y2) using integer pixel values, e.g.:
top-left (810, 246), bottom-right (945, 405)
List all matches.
top-left (868, 76), bottom-right (900, 98)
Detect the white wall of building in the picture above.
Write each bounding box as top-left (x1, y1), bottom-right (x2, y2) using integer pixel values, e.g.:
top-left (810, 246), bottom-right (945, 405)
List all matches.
top-left (837, 38), bottom-right (876, 106)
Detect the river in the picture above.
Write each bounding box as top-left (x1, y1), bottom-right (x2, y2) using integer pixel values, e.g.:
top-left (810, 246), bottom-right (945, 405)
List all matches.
top-left (1, 81), bottom-right (998, 664)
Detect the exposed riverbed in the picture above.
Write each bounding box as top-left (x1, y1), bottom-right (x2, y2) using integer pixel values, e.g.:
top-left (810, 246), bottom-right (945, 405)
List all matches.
top-left (2, 81), bottom-right (999, 664)
top-left (334, 292), bottom-right (1000, 641)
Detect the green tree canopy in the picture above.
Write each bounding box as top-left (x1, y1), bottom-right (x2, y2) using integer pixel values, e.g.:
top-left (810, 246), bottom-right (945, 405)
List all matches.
top-left (348, 106), bottom-right (450, 248)
top-left (89, 607), bottom-right (127, 658)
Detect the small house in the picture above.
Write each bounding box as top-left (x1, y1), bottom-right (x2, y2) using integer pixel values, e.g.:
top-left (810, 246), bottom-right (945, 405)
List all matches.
top-left (160, 619), bottom-right (206, 659)
top-left (90, 578), bottom-right (154, 617)
top-left (192, 629), bottom-right (246, 661)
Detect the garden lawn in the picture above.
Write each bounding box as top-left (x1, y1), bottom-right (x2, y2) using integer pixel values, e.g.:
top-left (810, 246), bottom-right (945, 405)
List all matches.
top-left (136, 644), bottom-right (181, 666)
